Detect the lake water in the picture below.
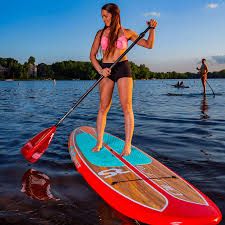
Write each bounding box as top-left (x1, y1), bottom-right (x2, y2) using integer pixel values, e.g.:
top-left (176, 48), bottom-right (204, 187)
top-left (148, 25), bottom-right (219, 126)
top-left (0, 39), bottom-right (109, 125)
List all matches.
top-left (0, 79), bottom-right (224, 225)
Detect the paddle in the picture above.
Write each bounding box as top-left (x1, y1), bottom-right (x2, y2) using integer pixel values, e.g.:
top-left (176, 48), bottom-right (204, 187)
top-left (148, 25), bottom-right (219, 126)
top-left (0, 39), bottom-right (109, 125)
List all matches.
top-left (206, 80), bottom-right (215, 97)
top-left (21, 25), bottom-right (154, 163)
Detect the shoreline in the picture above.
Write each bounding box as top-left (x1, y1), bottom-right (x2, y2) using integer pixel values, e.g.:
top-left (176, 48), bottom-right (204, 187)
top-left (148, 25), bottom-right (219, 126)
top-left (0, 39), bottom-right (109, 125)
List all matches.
top-left (1, 77), bottom-right (225, 81)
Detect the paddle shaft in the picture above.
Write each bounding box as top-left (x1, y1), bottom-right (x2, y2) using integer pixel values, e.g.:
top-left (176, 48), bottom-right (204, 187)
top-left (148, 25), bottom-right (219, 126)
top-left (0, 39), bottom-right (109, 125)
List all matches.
top-left (55, 26), bottom-right (153, 127)
top-left (206, 80), bottom-right (215, 96)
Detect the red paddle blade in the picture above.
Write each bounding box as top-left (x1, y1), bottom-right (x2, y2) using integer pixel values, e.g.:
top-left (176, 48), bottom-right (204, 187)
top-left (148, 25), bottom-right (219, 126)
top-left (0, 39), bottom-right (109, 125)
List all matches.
top-left (21, 126), bottom-right (57, 163)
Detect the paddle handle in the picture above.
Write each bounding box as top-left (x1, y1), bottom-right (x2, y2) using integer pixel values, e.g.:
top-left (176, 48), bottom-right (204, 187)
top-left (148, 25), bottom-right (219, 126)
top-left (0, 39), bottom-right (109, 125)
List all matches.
top-left (55, 26), bottom-right (153, 127)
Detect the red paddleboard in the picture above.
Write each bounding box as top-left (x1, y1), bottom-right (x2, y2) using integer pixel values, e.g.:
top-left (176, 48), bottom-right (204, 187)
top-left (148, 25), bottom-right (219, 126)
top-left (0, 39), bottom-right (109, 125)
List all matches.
top-left (68, 126), bottom-right (222, 225)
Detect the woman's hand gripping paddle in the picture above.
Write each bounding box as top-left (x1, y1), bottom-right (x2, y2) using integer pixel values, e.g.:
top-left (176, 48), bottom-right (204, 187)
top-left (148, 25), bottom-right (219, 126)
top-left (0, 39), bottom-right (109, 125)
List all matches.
top-left (21, 25), bottom-right (154, 163)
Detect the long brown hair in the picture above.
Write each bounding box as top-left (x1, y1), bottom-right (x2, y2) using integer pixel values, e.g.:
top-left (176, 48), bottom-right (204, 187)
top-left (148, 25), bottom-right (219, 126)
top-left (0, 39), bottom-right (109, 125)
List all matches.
top-left (100, 3), bottom-right (121, 57)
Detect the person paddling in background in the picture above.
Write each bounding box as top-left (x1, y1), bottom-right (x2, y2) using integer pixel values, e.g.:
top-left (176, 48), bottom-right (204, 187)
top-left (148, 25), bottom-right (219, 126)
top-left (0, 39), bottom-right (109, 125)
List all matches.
top-left (90, 3), bottom-right (157, 156)
top-left (196, 58), bottom-right (208, 95)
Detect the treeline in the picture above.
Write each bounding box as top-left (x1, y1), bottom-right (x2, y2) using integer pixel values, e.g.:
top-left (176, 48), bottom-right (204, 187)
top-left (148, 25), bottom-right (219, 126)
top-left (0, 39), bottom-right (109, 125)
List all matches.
top-left (1, 57), bottom-right (225, 80)
top-left (0, 57), bottom-right (36, 79)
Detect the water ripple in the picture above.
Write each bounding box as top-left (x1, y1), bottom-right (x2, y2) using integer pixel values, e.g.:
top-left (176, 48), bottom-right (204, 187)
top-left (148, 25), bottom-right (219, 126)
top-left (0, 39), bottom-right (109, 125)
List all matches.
top-left (0, 80), bottom-right (224, 225)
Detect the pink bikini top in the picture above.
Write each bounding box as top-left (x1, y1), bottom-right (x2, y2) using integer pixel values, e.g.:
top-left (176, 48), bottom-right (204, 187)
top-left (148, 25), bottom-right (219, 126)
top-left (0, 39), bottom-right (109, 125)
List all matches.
top-left (100, 29), bottom-right (128, 50)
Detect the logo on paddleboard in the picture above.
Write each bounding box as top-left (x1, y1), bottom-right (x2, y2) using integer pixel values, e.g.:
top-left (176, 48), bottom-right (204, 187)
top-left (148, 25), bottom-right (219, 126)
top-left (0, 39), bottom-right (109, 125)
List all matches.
top-left (98, 168), bottom-right (130, 179)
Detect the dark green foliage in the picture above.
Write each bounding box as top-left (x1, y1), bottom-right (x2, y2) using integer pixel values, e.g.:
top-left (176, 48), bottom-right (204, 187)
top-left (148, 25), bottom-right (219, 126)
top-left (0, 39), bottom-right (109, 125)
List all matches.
top-left (28, 56), bottom-right (35, 65)
top-left (0, 57), bottom-right (225, 80)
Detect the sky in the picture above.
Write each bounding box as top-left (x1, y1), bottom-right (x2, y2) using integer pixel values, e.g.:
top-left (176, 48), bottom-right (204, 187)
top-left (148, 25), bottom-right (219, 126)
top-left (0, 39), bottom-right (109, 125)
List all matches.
top-left (0, 0), bottom-right (225, 72)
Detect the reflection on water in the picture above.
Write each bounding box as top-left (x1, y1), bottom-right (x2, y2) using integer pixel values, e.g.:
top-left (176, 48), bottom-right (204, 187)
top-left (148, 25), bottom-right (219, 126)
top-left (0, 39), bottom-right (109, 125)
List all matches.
top-left (21, 169), bottom-right (59, 201)
top-left (200, 95), bottom-right (210, 120)
top-left (98, 201), bottom-right (140, 225)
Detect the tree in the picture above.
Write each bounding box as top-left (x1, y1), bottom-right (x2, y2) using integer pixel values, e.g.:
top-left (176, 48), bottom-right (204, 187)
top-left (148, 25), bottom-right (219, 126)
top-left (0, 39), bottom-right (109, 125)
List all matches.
top-left (28, 56), bottom-right (35, 65)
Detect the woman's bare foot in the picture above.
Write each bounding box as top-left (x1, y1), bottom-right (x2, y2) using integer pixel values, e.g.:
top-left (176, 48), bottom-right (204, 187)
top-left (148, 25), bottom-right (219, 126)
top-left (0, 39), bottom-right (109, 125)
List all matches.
top-left (121, 143), bottom-right (131, 156)
top-left (92, 142), bottom-right (103, 152)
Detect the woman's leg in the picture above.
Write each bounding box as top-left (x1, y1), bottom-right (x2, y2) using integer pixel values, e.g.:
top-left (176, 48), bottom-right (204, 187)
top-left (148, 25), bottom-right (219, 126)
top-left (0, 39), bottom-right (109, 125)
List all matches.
top-left (201, 77), bottom-right (206, 95)
top-left (117, 77), bottom-right (134, 156)
top-left (93, 77), bottom-right (115, 151)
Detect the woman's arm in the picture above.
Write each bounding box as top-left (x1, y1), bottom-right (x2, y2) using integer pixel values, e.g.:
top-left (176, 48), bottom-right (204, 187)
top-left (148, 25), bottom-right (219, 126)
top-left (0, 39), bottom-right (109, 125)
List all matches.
top-left (127, 19), bottom-right (157, 49)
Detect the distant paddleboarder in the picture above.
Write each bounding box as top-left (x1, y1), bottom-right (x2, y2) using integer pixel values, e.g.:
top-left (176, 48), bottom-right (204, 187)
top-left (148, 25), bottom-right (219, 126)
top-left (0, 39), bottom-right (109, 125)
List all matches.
top-left (172, 81), bottom-right (188, 88)
top-left (196, 58), bottom-right (208, 95)
top-left (175, 81), bottom-right (184, 87)
top-left (90, 3), bottom-right (157, 156)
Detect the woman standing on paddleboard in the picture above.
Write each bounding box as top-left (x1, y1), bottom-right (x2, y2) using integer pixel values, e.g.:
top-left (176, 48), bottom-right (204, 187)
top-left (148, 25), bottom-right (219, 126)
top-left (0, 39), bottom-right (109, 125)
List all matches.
top-left (90, 3), bottom-right (157, 156)
top-left (196, 58), bottom-right (208, 95)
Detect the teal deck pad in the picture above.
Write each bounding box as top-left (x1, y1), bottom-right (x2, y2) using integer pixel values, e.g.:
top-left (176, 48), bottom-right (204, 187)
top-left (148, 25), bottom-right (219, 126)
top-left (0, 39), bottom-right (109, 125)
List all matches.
top-left (76, 133), bottom-right (124, 167)
top-left (75, 131), bottom-right (152, 167)
top-left (103, 133), bottom-right (152, 165)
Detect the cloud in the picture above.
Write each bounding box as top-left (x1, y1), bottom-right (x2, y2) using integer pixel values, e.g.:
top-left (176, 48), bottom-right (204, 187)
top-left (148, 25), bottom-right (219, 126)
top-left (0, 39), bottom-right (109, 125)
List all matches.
top-left (206, 3), bottom-right (219, 9)
top-left (144, 12), bottom-right (160, 18)
top-left (195, 56), bottom-right (225, 70)
top-left (211, 55), bottom-right (225, 64)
